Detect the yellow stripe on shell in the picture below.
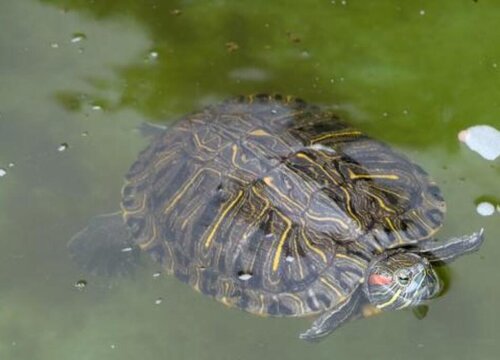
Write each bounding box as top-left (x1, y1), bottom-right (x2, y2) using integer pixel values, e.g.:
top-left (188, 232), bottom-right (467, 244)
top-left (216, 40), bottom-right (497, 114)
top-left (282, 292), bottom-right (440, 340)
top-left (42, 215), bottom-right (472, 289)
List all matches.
top-left (204, 190), bottom-right (244, 248)
top-left (385, 217), bottom-right (405, 244)
top-left (319, 277), bottom-right (345, 299)
top-left (263, 176), bottom-right (304, 210)
top-left (249, 129), bottom-right (271, 136)
top-left (305, 213), bottom-right (349, 229)
top-left (348, 169), bottom-right (399, 181)
top-left (163, 168), bottom-right (217, 215)
top-left (311, 130), bottom-right (362, 143)
top-left (272, 210), bottom-right (293, 272)
top-left (335, 253), bottom-right (366, 268)
top-left (360, 188), bottom-right (396, 213)
top-left (300, 227), bottom-right (328, 263)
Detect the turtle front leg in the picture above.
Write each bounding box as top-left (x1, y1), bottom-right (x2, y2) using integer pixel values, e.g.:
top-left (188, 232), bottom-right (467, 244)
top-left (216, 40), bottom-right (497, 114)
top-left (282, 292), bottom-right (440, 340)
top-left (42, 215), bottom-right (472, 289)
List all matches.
top-left (415, 229), bottom-right (484, 264)
top-left (299, 287), bottom-right (363, 342)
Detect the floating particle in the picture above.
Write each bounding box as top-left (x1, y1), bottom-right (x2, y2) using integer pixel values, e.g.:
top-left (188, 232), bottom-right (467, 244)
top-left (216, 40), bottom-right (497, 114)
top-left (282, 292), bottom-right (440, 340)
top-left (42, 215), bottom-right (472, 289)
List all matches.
top-left (57, 143), bottom-right (69, 152)
top-left (458, 125), bottom-right (500, 160)
top-left (148, 51), bottom-right (159, 60)
top-left (300, 51), bottom-right (311, 59)
top-left (476, 202), bottom-right (495, 216)
top-left (225, 41), bottom-right (239, 53)
top-left (121, 247), bottom-right (133, 253)
top-left (286, 32), bottom-right (301, 43)
top-left (285, 256), bottom-right (295, 263)
top-left (0, 168), bottom-right (6, 177)
top-left (74, 279), bottom-right (87, 289)
top-left (154, 297), bottom-right (163, 305)
top-left (8, 162), bottom-right (14, 168)
top-left (91, 104), bottom-right (102, 111)
top-left (170, 9), bottom-right (182, 16)
top-left (50, 42), bottom-right (59, 49)
top-left (71, 33), bottom-right (86, 43)
top-left (419, 9), bottom-right (426, 15)
top-left (153, 272), bottom-right (161, 278)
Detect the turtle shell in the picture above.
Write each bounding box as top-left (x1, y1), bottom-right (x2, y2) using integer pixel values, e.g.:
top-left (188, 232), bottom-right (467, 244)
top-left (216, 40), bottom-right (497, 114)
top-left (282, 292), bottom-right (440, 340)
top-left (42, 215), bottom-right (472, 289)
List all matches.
top-left (120, 94), bottom-right (446, 317)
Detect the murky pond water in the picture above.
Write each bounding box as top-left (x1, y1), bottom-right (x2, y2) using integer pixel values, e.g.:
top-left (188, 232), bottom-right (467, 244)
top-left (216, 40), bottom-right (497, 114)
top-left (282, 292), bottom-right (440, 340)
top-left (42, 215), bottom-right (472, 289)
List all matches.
top-left (1, 1), bottom-right (499, 359)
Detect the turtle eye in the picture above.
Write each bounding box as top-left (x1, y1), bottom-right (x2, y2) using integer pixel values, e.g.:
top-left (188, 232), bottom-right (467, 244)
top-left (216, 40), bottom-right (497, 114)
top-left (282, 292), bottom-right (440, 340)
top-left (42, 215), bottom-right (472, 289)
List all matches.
top-left (396, 269), bottom-right (412, 286)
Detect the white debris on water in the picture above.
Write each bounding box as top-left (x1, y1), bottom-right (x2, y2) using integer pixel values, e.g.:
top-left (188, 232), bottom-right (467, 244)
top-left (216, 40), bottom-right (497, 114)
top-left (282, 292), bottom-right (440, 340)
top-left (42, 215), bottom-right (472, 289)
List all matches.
top-left (458, 125), bottom-right (500, 160)
top-left (476, 202), bottom-right (495, 217)
top-left (57, 143), bottom-right (69, 152)
top-left (0, 168), bottom-right (6, 177)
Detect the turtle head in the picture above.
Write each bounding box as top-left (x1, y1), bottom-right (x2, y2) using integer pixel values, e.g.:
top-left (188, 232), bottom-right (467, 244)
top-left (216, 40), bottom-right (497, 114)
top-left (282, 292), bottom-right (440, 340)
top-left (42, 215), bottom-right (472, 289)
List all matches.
top-left (363, 252), bottom-right (441, 311)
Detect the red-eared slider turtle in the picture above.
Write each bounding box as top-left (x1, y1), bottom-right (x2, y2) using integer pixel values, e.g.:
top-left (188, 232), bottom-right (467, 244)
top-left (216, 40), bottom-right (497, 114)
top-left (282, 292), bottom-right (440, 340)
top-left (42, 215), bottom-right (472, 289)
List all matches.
top-left (69, 94), bottom-right (484, 341)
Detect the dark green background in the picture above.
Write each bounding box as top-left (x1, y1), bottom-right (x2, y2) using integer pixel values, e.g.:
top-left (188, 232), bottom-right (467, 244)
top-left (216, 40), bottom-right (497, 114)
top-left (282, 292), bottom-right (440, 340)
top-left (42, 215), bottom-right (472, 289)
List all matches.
top-left (0, 1), bottom-right (499, 359)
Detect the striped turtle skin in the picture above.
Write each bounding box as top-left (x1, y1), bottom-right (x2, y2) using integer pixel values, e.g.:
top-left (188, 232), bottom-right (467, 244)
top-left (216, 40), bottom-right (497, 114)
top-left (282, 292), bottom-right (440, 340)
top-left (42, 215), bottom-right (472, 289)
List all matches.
top-left (121, 94), bottom-right (446, 318)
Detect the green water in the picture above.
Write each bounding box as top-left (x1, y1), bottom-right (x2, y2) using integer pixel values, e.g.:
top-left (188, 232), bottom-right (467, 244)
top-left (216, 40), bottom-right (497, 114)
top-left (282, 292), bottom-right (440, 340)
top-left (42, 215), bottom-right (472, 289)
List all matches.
top-left (1, 0), bottom-right (499, 359)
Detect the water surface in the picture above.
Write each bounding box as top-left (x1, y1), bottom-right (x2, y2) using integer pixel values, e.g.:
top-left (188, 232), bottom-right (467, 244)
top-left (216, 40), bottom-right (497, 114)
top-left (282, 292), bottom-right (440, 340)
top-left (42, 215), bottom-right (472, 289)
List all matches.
top-left (1, 1), bottom-right (499, 359)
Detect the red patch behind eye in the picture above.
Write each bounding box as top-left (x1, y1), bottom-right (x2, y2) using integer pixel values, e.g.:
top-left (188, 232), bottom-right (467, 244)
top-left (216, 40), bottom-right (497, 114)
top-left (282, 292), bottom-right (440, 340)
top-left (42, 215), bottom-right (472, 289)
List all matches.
top-left (368, 274), bottom-right (393, 286)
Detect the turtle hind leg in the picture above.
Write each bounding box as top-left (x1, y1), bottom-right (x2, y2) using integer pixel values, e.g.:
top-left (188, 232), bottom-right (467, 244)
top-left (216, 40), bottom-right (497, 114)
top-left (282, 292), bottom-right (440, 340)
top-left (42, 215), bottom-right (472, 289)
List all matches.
top-left (68, 212), bottom-right (141, 276)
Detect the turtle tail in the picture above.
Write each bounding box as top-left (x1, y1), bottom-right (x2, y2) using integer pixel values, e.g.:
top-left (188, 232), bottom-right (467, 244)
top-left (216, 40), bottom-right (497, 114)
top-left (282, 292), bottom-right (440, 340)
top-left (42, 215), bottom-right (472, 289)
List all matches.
top-left (68, 212), bottom-right (141, 276)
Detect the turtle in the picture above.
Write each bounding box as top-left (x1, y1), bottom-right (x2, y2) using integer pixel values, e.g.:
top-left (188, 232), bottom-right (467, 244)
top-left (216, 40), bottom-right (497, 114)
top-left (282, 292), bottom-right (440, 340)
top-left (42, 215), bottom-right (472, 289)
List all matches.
top-left (69, 94), bottom-right (484, 341)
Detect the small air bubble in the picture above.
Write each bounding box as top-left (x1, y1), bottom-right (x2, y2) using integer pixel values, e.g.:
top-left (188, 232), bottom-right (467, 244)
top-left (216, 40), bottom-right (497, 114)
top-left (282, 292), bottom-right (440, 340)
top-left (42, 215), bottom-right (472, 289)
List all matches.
top-left (110, 344), bottom-right (116, 350)
top-left (153, 271), bottom-right (161, 278)
top-left (154, 297), bottom-right (163, 305)
top-left (0, 168), bottom-right (7, 177)
top-left (57, 143), bottom-right (69, 152)
top-left (74, 279), bottom-right (87, 289)
top-left (238, 272), bottom-right (253, 281)
top-left (419, 9), bottom-right (426, 15)
top-left (71, 33), bottom-right (86, 43)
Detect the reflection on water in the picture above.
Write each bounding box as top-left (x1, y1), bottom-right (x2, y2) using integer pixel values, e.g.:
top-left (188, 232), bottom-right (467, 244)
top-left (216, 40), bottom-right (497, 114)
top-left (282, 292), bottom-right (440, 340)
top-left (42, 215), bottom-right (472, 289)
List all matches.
top-left (0, 0), bottom-right (499, 359)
